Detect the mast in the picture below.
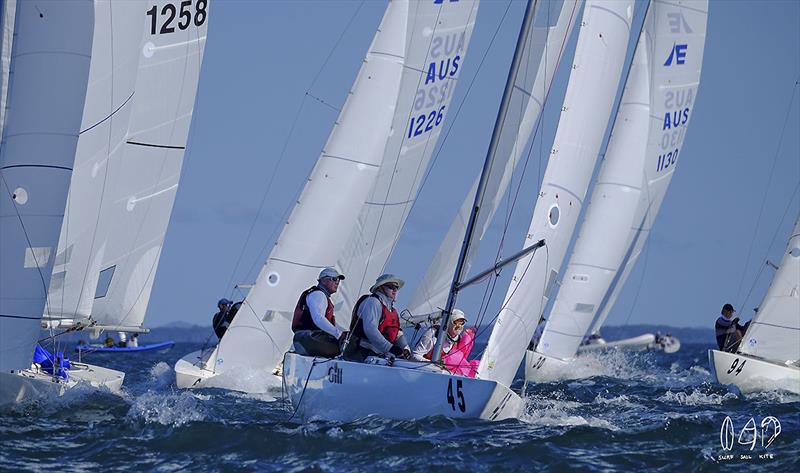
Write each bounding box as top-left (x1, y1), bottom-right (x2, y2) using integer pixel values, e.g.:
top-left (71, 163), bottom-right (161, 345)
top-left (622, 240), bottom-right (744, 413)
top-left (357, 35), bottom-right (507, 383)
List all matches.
top-left (433, 0), bottom-right (539, 363)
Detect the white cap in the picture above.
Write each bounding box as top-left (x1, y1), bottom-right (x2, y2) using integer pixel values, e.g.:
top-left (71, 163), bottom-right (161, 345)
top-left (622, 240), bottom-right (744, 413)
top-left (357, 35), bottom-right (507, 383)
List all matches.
top-left (318, 267), bottom-right (345, 281)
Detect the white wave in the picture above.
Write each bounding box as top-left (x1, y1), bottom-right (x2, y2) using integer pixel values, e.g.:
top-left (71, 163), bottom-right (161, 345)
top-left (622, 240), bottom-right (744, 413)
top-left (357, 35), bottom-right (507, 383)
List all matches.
top-left (520, 394), bottom-right (619, 431)
top-left (127, 391), bottom-right (206, 426)
top-left (657, 389), bottom-right (737, 406)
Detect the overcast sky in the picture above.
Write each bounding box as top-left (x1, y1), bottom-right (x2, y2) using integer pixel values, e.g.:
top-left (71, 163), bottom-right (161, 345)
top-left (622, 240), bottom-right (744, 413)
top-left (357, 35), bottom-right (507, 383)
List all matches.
top-left (147, 0), bottom-right (799, 331)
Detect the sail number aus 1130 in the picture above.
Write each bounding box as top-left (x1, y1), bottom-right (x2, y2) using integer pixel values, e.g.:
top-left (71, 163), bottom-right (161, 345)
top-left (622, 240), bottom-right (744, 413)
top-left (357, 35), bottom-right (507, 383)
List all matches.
top-left (147, 0), bottom-right (207, 35)
top-left (446, 378), bottom-right (466, 412)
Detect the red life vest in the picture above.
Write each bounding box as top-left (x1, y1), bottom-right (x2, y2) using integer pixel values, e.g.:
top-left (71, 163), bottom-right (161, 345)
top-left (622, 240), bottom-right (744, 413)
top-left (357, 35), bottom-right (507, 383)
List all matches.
top-left (291, 286), bottom-right (335, 332)
top-left (351, 294), bottom-right (399, 343)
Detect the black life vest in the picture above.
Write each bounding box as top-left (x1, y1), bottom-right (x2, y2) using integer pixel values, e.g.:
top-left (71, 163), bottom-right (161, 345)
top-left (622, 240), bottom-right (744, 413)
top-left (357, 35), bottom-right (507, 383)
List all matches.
top-left (292, 286), bottom-right (335, 332)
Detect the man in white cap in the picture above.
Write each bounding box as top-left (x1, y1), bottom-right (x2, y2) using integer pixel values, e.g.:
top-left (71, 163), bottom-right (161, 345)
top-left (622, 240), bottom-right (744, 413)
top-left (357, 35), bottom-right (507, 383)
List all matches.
top-left (291, 267), bottom-right (348, 357)
top-left (345, 273), bottom-right (411, 362)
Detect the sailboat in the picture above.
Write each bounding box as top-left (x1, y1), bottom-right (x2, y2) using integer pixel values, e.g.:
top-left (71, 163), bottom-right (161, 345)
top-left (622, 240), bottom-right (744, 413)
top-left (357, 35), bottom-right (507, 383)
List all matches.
top-left (709, 216), bottom-right (800, 395)
top-left (282, 0), bottom-right (635, 422)
top-left (43, 0), bottom-right (208, 369)
top-left (0, 0), bottom-right (123, 404)
top-left (524, 0), bottom-right (708, 383)
top-left (174, 0), bottom-right (481, 393)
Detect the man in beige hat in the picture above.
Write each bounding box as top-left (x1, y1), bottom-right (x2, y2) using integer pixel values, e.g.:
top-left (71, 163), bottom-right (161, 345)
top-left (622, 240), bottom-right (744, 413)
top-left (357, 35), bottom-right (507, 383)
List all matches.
top-left (345, 273), bottom-right (411, 362)
top-left (291, 267), bottom-right (348, 357)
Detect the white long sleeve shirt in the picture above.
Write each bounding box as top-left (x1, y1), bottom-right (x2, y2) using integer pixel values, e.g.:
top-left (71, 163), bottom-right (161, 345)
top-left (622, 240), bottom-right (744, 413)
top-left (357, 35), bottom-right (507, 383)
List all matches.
top-left (356, 291), bottom-right (408, 354)
top-left (306, 288), bottom-right (342, 339)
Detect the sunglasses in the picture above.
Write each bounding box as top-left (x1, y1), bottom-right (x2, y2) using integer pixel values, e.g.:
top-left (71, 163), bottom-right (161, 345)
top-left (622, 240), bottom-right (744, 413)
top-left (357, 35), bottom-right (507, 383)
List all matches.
top-left (384, 284), bottom-right (400, 291)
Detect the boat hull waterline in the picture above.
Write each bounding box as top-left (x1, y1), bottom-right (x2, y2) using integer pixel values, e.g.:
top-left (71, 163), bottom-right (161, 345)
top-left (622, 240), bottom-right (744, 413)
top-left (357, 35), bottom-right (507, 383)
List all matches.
top-left (282, 353), bottom-right (521, 422)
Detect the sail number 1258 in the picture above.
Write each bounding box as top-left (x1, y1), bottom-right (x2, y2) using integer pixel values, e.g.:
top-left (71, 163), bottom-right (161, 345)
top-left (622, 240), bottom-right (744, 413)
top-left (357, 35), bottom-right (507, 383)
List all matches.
top-left (147, 0), bottom-right (207, 35)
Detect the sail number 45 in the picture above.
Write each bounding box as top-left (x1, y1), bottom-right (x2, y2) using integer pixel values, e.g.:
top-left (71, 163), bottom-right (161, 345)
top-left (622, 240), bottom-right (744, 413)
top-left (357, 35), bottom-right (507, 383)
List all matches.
top-left (147, 0), bottom-right (208, 35)
top-left (446, 378), bottom-right (466, 412)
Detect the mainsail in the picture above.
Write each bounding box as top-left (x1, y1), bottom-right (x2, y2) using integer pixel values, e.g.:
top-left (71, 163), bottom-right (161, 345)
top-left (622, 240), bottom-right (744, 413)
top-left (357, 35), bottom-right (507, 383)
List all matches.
top-left (0, 1), bottom-right (94, 371)
top-left (88, 0), bottom-right (209, 330)
top-left (335, 0), bottom-right (481, 323)
top-left (587, 0), bottom-right (709, 336)
top-left (739, 216), bottom-right (800, 364)
top-left (478, 0), bottom-right (634, 386)
top-left (408, 0), bottom-right (581, 319)
top-left (537, 0), bottom-right (708, 361)
top-left (210, 0), bottom-right (481, 380)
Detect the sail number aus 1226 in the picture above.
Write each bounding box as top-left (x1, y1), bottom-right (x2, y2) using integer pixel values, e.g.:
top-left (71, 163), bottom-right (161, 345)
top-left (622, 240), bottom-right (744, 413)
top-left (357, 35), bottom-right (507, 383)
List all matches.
top-left (147, 0), bottom-right (207, 35)
top-left (408, 105), bottom-right (445, 139)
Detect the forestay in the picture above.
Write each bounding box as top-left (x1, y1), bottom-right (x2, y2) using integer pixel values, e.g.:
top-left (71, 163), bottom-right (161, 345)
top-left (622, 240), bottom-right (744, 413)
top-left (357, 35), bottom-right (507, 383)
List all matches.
top-left (0, 1), bottom-right (94, 372)
top-left (408, 0), bottom-right (581, 320)
top-left (335, 0), bottom-right (481, 323)
top-left (588, 0), bottom-right (708, 335)
top-left (478, 0), bottom-right (634, 387)
top-left (89, 0), bottom-right (209, 330)
top-left (212, 0), bottom-right (412, 376)
top-left (739, 216), bottom-right (800, 364)
top-left (46, 0), bottom-right (146, 326)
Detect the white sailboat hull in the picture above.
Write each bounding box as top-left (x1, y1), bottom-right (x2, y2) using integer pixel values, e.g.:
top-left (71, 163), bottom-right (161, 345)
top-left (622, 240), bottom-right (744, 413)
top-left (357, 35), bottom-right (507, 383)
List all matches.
top-left (0, 362), bottom-right (124, 406)
top-left (576, 334), bottom-right (681, 354)
top-left (283, 353), bottom-right (521, 422)
top-left (524, 350), bottom-right (573, 383)
top-left (174, 349), bottom-right (280, 394)
top-left (708, 350), bottom-right (800, 395)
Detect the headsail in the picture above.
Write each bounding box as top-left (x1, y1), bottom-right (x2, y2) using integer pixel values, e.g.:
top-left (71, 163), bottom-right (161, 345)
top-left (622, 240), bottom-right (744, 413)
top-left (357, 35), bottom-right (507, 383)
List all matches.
top-left (0, 1), bottom-right (94, 371)
top-left (587, 0), bottom-right (709, 336)
top-left (408, 0), bottom-right (581, 320)
top-left (739, 216), bottom-right (800, 364)
top-left (335, 0), bottom-right (481, 324)
top-left (478, 0), bottom-right (634, 386)
top-left (88, 0), bottom-right (209, 330)
top-left (46, 0), bottom-right (146, 326)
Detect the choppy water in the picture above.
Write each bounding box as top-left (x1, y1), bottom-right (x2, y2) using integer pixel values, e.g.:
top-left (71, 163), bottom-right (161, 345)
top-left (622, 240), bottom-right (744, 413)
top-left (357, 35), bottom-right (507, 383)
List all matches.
top-left (1, 341), bottom-right (798, 471)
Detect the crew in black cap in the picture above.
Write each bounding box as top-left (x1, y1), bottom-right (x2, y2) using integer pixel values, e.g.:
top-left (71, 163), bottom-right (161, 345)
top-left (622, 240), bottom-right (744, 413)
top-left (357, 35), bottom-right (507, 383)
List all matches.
top-left (715, 303), bottom-right (750, 353)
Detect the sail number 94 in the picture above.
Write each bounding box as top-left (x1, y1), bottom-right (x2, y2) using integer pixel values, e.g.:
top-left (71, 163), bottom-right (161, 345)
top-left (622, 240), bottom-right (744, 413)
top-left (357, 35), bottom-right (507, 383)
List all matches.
top-left (147, 0), bottom-right (207, 35)
top-left (446, 378), bottom-right (466, 412)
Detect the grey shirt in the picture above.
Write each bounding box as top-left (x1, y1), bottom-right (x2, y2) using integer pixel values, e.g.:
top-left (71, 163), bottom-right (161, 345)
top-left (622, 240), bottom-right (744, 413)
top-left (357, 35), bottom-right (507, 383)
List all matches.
top-left (356, 291), bottom-right (409, 354)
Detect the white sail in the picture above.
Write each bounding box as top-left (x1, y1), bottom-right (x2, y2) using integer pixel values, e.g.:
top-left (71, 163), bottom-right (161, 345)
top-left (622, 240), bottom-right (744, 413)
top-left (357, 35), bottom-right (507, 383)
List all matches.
top-left (88, 0), bottom-right (209, 330)
top-left (408, 0), bottom-right (581, 319)
top-left (210, 0), bottom-right (411, 376)
top-left (46, 0), bottom-right (146, 325)
top-left (335, 0), bottom-right (481, 323)
top-left (588, 0), bottom-right (708, 336)
top-left (0, 1), bottom-right (94, 372)
top-left (740, 216), bottom-right (800, 364)
top-left (478, 0), bottom-right (634, 387)
top-left (0, 0), bottom-right (15, 134)
top-left (536, 6), bottom-right (652, 361)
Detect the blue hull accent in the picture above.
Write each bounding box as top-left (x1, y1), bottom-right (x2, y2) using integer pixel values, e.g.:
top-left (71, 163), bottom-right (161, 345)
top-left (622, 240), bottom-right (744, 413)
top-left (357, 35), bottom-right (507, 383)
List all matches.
top-left (75, 341), bottom-right (175, 353)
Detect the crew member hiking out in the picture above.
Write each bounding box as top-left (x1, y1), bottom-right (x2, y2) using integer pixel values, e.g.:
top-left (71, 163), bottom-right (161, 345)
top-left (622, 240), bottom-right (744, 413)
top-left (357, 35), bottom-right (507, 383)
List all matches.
top-left (291, 267), bottom-right (348, 358)
top-left (344, 273), bottom-right (411, 362)
top-left (715, 302), bottom-right (750, 353)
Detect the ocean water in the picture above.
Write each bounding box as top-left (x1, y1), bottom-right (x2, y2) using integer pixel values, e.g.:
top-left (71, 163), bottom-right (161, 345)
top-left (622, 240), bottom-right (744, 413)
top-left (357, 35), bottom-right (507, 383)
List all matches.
top-left (1, 341), bottom-right (797, 472)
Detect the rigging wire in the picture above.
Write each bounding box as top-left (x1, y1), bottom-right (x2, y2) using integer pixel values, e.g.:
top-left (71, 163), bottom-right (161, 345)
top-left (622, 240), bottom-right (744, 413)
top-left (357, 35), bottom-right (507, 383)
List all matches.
top-left (735, 78), bottom-right (800, 302)
top-left (222, 0), bottom-right (367, 294)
